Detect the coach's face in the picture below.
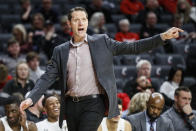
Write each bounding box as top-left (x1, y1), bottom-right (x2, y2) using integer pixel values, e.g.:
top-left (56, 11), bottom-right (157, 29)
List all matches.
top-left (69, 11), bottom-right (88, 41)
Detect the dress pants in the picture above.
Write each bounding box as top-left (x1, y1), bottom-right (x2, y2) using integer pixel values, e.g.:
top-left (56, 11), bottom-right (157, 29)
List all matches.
top-left (65, 96), bottom-right (105, 131)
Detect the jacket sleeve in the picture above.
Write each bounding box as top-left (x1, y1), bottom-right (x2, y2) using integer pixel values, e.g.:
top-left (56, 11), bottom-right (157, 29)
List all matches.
top-left (27, 47), bottom-right (60, 104)
top-left (104, 34), bottom-right (166, 56)
top-left (187, 115), bottom-right (196, 130)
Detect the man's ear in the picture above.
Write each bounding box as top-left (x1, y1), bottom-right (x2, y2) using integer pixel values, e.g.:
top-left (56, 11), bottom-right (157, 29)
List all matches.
top-left (67, 20), bottom-right (71, 27)
top-left (174, 95), bottom-right (178, 103)
top-left (43, 107), bottom-right (47, 114)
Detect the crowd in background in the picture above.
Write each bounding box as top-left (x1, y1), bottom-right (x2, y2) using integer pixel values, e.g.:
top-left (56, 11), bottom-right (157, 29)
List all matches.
top-left (0, 0), bottom-right (196, 130)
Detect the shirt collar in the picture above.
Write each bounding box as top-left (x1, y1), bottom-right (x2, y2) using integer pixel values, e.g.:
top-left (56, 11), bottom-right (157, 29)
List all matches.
top-left (145, 110), bottom-right (158, 123)
top-left (70, 34), bottom-right (88, 47)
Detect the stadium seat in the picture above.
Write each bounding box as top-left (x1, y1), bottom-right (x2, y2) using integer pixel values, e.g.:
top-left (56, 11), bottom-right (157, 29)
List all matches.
top-left (183, 77), bottom-right (196, 87)
top-left (114, 65), bottom-right (136, 79)
top-left (116, 79), bottom-right (126, 91)
top-left (151, 65), bottom-right (171, 79)
top-left (105, 23), bottom-right (117, 38)
top-left (155, 24), bottom-right (170, 31)
top-left (0, 33), bottom-right (12, 52)
top-left (0, 5), bottom-right (11, 14)
top-left (113, 56), bottom-right (122, 65)
top-left (172, 43), bottom-right (190, 59)
top-left (121, 54), bottom-right (153, 65)
top-left (148, 46), bottom-right (165, 54)
top-left (160, 14), bottom-right (173, 24)
top-left (182, 23), bottom-right (196, 33)
top-left (154, 54), bottom-right (186, 69)
top-left (111, 14), bottom-right (127, 24)
top-left (151, 77), bottom-right (164, 91)
top-left (130, 24), bottom-right (142, 33)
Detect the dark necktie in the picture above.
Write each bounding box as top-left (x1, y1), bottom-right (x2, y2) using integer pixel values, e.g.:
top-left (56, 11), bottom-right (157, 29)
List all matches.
top-left (150, 120), bottom-right (154, 131)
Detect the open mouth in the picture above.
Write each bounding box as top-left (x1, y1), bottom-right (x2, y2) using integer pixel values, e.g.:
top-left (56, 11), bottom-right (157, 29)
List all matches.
top-left (53, 108), bottom-right (59, 113)
top-left (78, 28), bottom-right (84, 32)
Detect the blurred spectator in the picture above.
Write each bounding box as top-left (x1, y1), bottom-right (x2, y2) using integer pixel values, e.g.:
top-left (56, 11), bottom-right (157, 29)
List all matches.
top-left (36, 0), bottom-right (59, 23)
top-left (128, 92), bottom-right (150, 115)
top-left (123, 60), bottom-right (156, 99)
top-left (86, 0), bottom-right (112, 23)
top-left (120, 0), bottom-right (144, 22)
top-left (28, 13), bottom-right (45, 52)
top-left (20, 0), bottom-right (33, 23)
top-left (12, 24), bottom-right (32, 53)
top-left (98, 98), bottom-right (132, 131)
top-left (158, 0), bottom-right (192, 14)
top-left (163, 87), bottom-right (196, 131)
top-left (12, 92), bottom-right (25, 103)
top-left (158, 0), bottom-right (178, 14)
top-left (3, 62), bottom-right (34, 96)
top-left (160, 66), bottom-right (184, 107)
top-left (176, 0), bottom-right (192, 24)
top-left (115, 19), bottom-right (140, 42)
top-left (89, 12), bottom-right (107, 34)
top-left (43, 20), bottom-right (66, 59)
top-left (0, 64), bottom-right (12, 91)
top-left (25, 92), bottom-right (47, 123)
top-left (166, 15), bottom-right (196, 50)
top-left (26, 52), bottom-right (45, 83)
top-left (126, 93), bottom-right (174, 131)
top-left (0, 38), bottom-right (26, 76)
top-left (117, 93), bottom-right (131, 118)
top-left (0, 96), bottom-right (37, 131)
top-left (36, 95), bottom-right (68, 131)
top-left (136, 75), bottom-right (153, 93)
top-left (57, 15), bottom-right (72, 41)
top-left (140, 12), bottom-right (162, 38)
top-left (136, 0), bottom-right (164, 23)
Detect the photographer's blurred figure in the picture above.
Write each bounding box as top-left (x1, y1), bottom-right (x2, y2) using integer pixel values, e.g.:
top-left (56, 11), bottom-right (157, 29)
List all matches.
top-left (98, 98), bottom-right (132, 131)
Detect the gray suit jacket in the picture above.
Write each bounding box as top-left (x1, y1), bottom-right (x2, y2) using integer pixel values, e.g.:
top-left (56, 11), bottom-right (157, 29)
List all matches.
top-left (27, 34), bottom-right (165, 127)
top-left (163, 107), bottom-right (196, 131)
top-left (126, 111), bottom-right (174, 131)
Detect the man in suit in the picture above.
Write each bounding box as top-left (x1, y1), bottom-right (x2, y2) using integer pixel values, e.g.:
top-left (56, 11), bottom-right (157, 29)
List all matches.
top-left (20, 7), bottom-right (183, 131)
top-left (126, 92), bottom-right (174, 131)
top-left (163, 86), bottom-right (196, 131)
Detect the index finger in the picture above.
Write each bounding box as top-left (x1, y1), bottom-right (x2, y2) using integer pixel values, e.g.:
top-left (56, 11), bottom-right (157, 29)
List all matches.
top-left (177, 28), bottom-right (184, 32)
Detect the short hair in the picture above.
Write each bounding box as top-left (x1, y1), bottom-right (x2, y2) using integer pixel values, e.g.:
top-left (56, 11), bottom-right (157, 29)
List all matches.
top-left (12, 24), bottom-right (27, 42)
top-left (7, 38), bottom-right (19, 47)
top-left (60, 15), bottom-right (69, 24)
top-left (4, 96), bottom-right (21, 107)
top-left (136, 59), bottom-right (151, 71)
top-left (42, 94), bottom-right (59, 107)
top-left (174, 86), bottom-right (191, 97)
top-left (26, 52), bottom-right (40, 63)
top-left (32, 13), bottom-right (45, 24)
top-left (119, 19), bottom-right (130, 26)
top-left (15, 61), bottom-right (29, 80)
top-left (168, 65), bottom-right (184, 85)
top-left (68, 7), bottom-right (88, 21)
top-left (0, 64), bottom-right (8, 82)
top-left (128, 92), bottom-right (150, 115)
top-left (89, 12), bottom-right (104, 28)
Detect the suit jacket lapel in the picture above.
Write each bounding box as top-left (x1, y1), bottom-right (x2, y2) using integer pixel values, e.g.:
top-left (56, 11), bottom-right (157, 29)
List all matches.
top-left (87, 35), bottom-right (98, 72)
top-left (141, 112), bottom-right (147, 131)
top-left (60, 42), bottom-right (70, 90)
top-left (156, 117), bottom-right (161, 131)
